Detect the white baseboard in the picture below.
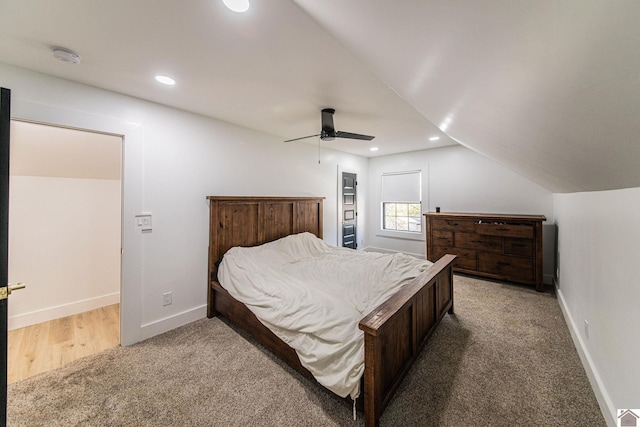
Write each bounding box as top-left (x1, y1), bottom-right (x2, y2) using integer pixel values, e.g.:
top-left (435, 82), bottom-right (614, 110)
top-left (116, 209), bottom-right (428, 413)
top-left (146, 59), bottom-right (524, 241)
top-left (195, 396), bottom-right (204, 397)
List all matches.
top-left (555, 284), bottom-right (616, 427)
top-left (8, 292), bottom-right (120, 330)
top-left (139, 304), bottom-right (207, 342)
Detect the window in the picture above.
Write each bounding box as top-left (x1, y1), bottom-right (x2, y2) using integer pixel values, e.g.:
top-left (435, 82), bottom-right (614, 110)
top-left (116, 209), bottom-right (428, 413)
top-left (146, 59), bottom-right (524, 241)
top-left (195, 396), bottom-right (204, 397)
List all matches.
top-left (383, 202), bottom-right (422, 232)
top-left (381, 170), bottom-right (422, 233)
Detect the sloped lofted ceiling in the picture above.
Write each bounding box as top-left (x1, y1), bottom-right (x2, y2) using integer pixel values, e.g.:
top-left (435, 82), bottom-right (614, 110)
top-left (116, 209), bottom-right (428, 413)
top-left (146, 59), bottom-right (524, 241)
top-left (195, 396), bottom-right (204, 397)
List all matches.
top-left (294, 0), bottom-right (640, 193)
top-left (1, 0), bottom-right (639, 193)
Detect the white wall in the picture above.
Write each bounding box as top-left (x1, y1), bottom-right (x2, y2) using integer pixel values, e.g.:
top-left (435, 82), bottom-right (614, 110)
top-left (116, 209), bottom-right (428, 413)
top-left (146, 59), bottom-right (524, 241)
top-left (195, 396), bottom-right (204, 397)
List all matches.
top-left (137, 106), bottom-right (367, 338)
top-left (0, 62), bottom-right (367, 344)
top-left (366, 146), bottom-right (554, 274)
top-left (8, 176), bottom-right (121, 329)
top-left (554, 188), bottom-right (640, 427)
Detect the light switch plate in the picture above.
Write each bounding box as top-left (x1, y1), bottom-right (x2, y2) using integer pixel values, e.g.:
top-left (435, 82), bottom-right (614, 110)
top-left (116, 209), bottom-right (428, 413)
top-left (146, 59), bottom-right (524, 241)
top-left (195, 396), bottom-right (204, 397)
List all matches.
top-left (135, 213), bottom-right (152, 231)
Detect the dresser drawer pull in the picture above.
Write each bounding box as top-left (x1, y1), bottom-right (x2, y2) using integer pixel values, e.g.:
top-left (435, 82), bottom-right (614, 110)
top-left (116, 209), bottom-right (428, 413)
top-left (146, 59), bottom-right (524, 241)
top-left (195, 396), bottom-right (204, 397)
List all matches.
top-left (471, 240), bottom-right (484, 243)
top-left (437, 237), bottom-right (449, 240)
top-left (446, 221), bottom-right (459, 226)
top-left (497, 261), bottom-right (511, 266)
top-left (496, 227), bottom-right (510, 231)
top-left (511, 243), bottom-right (526, 247)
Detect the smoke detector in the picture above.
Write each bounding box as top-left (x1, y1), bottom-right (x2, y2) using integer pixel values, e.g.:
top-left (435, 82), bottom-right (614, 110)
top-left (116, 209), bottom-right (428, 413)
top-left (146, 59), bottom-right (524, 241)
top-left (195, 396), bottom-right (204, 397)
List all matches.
top-left (52, 47), bottom-right (81, 64)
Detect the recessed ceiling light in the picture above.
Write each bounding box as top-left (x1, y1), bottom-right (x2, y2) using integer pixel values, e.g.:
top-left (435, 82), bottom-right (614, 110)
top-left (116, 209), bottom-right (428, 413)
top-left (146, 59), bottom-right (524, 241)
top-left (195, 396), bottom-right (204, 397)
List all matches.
top-left (370, 147), bottom-right (379, 152)
top-left (52, 47), bottom-right (80, 64)
top-left (155, 75), bottom-right (176, 86)
top-left (440, 115), bottom-right (454, 132)
top-left (223, 0), bottom-right (249, 12)
top-left (429, 136), bottom-right (440, 141)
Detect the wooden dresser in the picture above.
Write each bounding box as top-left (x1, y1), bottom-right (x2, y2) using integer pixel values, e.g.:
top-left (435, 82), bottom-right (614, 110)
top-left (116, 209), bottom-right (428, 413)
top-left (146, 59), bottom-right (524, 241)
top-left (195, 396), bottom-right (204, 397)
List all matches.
top-left (424, 212), bottom-right (546, 291)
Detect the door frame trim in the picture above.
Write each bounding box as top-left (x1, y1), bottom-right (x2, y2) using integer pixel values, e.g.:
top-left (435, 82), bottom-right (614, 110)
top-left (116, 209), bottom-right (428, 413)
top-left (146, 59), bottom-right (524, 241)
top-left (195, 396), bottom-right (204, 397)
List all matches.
top-left (1, 86), bottom-right (11, 424)
top-left (337, 165), bottom-right (358, 248)
top-left (9, 99), bottom-right (143, 346)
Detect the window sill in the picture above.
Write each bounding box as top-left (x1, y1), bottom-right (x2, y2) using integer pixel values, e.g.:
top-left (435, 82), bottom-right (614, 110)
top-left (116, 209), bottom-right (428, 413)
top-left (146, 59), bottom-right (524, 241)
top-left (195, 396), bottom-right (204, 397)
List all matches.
top-left (376, 229), bottom-right (425, 241)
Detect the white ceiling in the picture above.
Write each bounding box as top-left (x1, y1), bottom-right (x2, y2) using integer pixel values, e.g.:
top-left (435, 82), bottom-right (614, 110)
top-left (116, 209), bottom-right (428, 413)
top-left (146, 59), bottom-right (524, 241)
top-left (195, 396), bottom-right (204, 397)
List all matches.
top-left (1, 0), bottom-right (639, 193)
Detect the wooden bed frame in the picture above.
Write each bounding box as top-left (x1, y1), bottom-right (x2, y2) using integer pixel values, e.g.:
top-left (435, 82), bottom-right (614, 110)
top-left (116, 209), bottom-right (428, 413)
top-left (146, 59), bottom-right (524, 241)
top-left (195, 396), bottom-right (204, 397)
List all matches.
top-left (206, 196), bottom-right (456, 427)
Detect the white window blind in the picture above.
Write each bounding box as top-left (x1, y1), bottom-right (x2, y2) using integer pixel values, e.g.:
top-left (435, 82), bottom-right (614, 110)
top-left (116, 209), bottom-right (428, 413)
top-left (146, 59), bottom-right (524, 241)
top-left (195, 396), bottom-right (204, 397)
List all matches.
top-left (381, 171), bottom-right (421, 202)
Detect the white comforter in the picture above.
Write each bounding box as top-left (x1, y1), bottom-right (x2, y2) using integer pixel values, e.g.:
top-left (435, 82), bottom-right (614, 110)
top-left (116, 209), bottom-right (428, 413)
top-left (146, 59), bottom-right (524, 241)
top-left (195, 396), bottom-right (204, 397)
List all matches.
top-left (217, 232), bottom-right (433, 400)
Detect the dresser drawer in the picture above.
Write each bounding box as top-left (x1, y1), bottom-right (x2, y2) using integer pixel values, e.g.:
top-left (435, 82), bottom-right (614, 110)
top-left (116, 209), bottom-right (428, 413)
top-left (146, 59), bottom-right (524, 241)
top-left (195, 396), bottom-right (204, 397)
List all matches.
top-left (431, 218), bottom-right (475, 233)
top-left (504, 238), bottom-right (533, 257)
top-left (475, 222), bottom-right (533, 239)
top-left (455, 232), bottom-right (502, 252)
top-left (432, 230), bottom-right (453, 246)
top-left (478, 253), bottom-right (534, 281)
top-left (430, 246), bottom-right (477, 270)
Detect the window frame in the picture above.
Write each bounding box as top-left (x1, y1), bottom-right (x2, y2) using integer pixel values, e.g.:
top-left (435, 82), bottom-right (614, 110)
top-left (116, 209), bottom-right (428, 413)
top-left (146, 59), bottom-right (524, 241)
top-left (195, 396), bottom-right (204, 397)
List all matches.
top-left (378, 170), bottom-right (424, 241)
top-left (382, 201), bottom-right (423, 233)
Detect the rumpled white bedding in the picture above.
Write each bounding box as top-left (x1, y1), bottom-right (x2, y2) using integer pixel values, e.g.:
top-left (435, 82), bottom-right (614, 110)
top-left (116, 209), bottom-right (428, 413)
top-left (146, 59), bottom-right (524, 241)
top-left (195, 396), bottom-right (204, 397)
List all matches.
top-left (217, 232), bottom-right (433, 400)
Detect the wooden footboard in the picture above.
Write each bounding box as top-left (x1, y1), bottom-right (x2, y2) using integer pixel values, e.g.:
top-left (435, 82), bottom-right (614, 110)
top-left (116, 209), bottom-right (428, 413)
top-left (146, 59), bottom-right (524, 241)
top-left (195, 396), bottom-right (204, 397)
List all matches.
top-left (358, 254), bottom-right (456, 427)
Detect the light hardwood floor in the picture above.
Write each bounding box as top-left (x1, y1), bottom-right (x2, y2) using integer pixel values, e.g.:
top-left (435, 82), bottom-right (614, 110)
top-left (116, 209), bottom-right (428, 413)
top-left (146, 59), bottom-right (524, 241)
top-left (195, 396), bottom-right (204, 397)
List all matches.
top-left (7, 304), bottom-right (120, 384)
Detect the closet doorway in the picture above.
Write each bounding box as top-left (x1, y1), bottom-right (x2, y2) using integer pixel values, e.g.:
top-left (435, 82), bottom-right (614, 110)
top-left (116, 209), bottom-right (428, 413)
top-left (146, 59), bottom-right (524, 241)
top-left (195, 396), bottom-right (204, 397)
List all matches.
top-left (6, 120), bottom-right (122, 383)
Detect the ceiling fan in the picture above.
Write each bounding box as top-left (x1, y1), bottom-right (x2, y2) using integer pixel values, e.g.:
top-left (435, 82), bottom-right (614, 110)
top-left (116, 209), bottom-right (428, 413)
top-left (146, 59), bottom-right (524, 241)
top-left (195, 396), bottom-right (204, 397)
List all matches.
top-left (284, 108), bottom-right (375, 143)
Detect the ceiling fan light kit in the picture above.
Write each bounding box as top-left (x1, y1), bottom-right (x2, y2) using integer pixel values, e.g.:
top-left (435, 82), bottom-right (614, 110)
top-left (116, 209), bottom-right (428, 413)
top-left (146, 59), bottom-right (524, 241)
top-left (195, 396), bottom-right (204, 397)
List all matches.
top-left (284, 108), bottom-right (375, 143)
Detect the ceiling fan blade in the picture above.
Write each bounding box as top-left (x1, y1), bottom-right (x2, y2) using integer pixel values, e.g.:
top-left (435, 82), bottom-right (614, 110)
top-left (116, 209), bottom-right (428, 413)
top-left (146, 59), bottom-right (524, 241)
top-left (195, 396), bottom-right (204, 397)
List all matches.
top-left (286, 108), bottom-right (374, 144)
top-left (335, 131), bottom-right (375, 141)
top-left (283, 133), bottom-right (321, 143)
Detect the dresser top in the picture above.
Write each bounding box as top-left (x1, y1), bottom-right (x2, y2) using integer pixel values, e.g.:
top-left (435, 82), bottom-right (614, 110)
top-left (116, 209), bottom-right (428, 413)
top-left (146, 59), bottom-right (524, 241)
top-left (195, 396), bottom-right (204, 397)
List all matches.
top-left (424, 212), bottom-right (546, 222)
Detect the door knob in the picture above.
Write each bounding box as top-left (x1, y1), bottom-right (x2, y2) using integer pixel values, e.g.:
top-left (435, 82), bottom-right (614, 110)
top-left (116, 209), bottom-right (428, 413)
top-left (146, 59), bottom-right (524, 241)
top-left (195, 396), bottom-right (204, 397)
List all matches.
top-left (0, 282), bottom-right (26, 300)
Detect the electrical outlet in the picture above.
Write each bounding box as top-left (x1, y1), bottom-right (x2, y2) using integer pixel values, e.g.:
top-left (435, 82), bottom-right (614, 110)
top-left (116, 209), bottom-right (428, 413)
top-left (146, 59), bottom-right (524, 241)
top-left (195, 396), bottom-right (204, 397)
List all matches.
top-left (163, 292), bottom-right (172, 306)
top-left (584, 319), bottom-right (589, 339)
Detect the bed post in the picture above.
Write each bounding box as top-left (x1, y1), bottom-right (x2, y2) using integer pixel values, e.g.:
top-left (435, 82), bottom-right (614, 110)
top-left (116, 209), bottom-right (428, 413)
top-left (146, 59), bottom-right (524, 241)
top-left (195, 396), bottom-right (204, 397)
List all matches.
top-left (447, 275), bottom-right (454, 315)
top-left (207, 247), bottom-right (218, 318)
top-left (362, 333), bottom-right (382, 427)
top-left (207, 197), bottom-right (219, 318)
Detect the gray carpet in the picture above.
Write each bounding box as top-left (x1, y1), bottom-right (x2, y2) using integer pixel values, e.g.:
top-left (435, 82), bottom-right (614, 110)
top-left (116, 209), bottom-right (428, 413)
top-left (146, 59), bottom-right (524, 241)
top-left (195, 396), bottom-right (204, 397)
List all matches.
top-left (8, 275), bottom-right (606, 426)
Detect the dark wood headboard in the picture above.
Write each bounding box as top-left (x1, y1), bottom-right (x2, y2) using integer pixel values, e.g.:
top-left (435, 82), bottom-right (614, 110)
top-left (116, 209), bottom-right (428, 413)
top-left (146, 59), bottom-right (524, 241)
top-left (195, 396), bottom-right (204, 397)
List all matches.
top-left (207, 196), bottom-right (325, 286)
